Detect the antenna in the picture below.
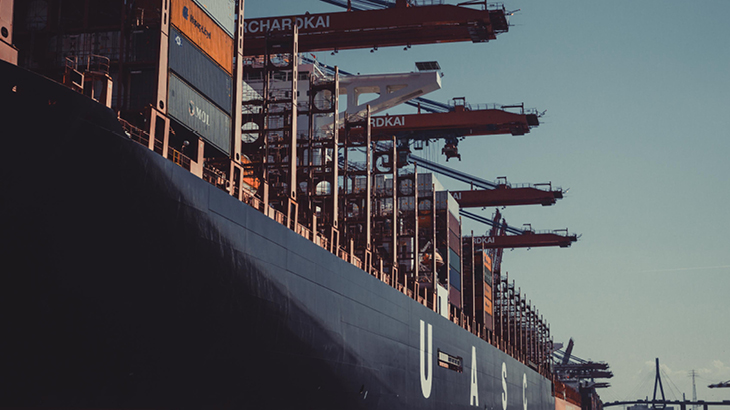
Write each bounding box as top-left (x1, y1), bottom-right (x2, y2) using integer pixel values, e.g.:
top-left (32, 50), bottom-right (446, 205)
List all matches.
top-left (690, 369), bottom-right (698, 410)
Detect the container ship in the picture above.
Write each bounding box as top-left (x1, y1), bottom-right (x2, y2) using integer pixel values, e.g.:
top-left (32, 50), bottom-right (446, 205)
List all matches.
top-left (0, 0), bottom-right (607, 408)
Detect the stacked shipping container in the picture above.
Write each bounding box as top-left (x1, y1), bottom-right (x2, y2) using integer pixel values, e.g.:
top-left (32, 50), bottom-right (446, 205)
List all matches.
top-left (168, 0), bottom-right (235, 155)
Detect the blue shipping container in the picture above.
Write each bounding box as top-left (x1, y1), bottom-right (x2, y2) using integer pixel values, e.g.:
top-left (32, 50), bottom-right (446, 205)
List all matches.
top-left (169, 27), bottom-right (232, 114)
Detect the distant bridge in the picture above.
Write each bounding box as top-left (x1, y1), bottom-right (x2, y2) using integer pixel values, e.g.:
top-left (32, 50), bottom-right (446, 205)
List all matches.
top-left (603, 400), bottom-right (730, 409)
top-left (604, 359), bottom-right (730, 409)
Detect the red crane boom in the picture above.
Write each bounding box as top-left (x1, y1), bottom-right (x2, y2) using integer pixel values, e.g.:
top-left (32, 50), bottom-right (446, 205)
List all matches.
top-left (244, 2), bottom-right (508, 56)
top-left (472, 231), bottom-right (578, 249)
top-left (462, 210), bottom-right (578, 249)
top-left (408, 155), bottom-right (562, 208)
top-left (368, 103), bottom-right (538, 139)
top-left (451, 185), bottom-right (563, 208)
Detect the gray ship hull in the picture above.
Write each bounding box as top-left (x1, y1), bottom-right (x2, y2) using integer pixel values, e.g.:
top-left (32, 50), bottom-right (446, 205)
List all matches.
top-left (0, 60), bottom-right (554, 409)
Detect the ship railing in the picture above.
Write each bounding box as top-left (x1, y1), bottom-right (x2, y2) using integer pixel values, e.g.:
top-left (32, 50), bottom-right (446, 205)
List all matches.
top-left (119, 118), bottom-right (164, 154)
top-left (351, 255), bottom-right (363, 270)
top-left (203, 165), bottom-right (228, 192)
top-left (337, 247), bottom-right (350, 263)
top-left (64, 56), bottom-right (78, 70)
top-left (119, 118), bottom-right (150, 147)
top-left (381, 272), bottom-right (391, 285)
top-left (167, 147), bottom-right (192, 171)
top-left (295, 223), bottom-right (312, 240)
top-left (271, 208), bottom-right (287, 225)
top-left (316, 234), bottom-right (329, 251)
top-left (85, 54), bottom-right (110, 75)
top-left (242, 191), bottom-right (267, 214)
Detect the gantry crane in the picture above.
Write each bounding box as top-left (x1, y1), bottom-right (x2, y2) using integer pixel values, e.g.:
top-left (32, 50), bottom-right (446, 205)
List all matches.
top-left (553, 339), bottom-right (613, 388)
top-left (302, 57), bottom-right (542, 161)
top-left (367, 98), bottom-right (538, 140)
top-left (461, 210), bottom-right (578, 249)
top-left (241, 2), bottom-right (574, 283)
top-left (244, 1), bottom-right (508, 56)
top-left (409, 155), bottom-right (564, 207)
top-left (348, 97), bottom-right (539, 161)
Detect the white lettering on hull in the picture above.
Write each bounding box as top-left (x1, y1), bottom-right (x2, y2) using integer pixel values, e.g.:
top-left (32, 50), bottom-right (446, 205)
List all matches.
top-left (502, 362), bottom-right (508, 410)
top-left (419, 320), bottom-right (433, 399)
top-left (470, 346), bottom-right (479, 406)
top-left (523, 373), bottom-right (528, 410)
top-left (415, 335), bottom-right (523, 408)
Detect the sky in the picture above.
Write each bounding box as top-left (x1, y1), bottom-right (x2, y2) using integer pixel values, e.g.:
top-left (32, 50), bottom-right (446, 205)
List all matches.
top-left (246, 0), bottom-right (730, 404)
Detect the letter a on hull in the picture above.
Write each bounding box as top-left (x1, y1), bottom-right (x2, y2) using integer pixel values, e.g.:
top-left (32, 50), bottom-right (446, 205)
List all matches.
top-left (420, 320), bottom-right (433, 398)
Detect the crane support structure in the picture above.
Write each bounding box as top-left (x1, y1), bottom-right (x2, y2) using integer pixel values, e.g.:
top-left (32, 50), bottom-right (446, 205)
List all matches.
top-left (243, 2), bottom-right (508, 56)
top-left (338, 71), bottom-right (442, 121)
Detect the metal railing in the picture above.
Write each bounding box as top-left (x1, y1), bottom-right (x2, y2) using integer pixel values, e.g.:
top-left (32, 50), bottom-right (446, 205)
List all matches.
top-left (411, 0), bottom-right (444, 6)
top-left (86, 54), bottom-right (110, 75)
top-left (168, 147), bottom-right (192, 171)
top-left (119, 118), bottom-right (150, 147)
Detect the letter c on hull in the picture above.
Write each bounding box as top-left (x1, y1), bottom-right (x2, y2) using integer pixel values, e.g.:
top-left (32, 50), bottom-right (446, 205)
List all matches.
top-left (523, 373), bottom-right (528, 410)
top-left (420, 320), bottom-right (433, 398)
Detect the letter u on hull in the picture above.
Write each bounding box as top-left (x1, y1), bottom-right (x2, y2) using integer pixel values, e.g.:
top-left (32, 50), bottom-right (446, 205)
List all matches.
top-left (420, 320), bottom-right (433, 399)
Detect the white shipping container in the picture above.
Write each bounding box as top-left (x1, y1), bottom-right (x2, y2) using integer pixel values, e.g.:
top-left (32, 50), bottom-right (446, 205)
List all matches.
top-left (193, 0), bottom-right (236, 37)
top-left (417, 173), bottom-right (444, 194)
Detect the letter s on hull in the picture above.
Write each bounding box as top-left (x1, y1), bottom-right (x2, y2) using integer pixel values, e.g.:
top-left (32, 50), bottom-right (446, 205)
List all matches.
top-left (502, 362), bottom-right (508, 410)
top-left (420, 320), bottom-right (433, 398)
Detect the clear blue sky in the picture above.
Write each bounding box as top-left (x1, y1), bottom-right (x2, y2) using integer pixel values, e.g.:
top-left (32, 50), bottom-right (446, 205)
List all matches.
top-left (247, 0), bottom-right (730, 403)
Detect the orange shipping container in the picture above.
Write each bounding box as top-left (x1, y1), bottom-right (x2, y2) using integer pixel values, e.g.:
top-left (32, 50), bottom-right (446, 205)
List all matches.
top-left (484, 284), bottom-right (493, 316)
top-left (483, 252), bottom-right (492, 273)
top-left (171, 0), bottom-right (233, 74)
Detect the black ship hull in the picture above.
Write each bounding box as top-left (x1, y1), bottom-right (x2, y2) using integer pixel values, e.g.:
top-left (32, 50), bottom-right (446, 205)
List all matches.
top-left (0, 61), bottom-right (554, 409)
